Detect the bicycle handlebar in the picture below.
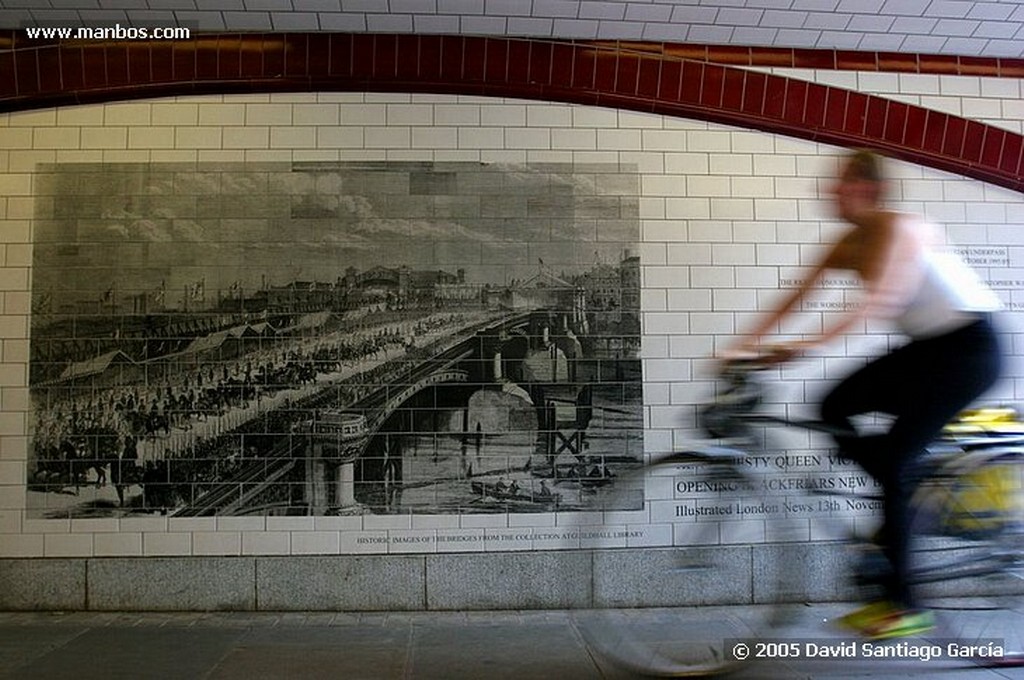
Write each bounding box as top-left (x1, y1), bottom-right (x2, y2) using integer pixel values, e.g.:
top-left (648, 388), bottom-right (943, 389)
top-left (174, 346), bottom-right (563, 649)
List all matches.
top-left (704, 357), bottom-right (857, 440)
top-left (701, 361), bottom-right (765, 439)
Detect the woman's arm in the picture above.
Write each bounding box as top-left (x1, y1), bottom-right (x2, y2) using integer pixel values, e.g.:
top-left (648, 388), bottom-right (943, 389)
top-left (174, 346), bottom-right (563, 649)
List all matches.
top-left (803, 215), bottom-right (922, 349)
top-left (729, 254), bottom-right (832, 355)
top-left (728, 217), bottom-right (920, 360)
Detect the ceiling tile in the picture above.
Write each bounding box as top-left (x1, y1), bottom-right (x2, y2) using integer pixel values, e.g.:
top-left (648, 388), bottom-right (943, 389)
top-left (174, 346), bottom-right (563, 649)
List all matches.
top-left (506, 16), bottom-right (553, 36)
top-left (717, 7), bottom-right (764, 26)
top-left (966, 1), bottom-right (1013, 20)
top-left (25, 9), bottom-right (85, 24)
top-left (802, 11), bottom-right (851, 29)
top-left (817, 29), bottom-right (862, 48)
top-left (879, 0), bottom-right (927, 15)
top-left (898, 34), bottom-right (949, 52)
top-left (624, 3), bottom-right (672, 21)
top-left (169, 0), bottom-right (241, 9)
top-left (686, 24), bottom-right (735, 42)
top-left (973, 20), bottom-right (1017, 39)
top-left (317, 11), bottom-right (365, 29)
top-left (847, 14), bottom-right (896, 32)
top-left (837, 0), bottom-right (884, 12)
top-left (171, 10), bottom-right (226, 29)
top-left (390, 0), bottom-right (436, 13)
top-left (553, 17), bottom-right (599, 37)
top-left (762, 10), bottom-right (807, 28)
top-left (270, 10), bottom-right (318, 29)
top-left (578, 2), bottom-right (625, 20)
top-left (597, 18), bottom-right (641, 38)
top-left (0, 9), bottom-right (33, 24)
top-left (221, 9), bottom-right (272, 29)
top-left (292, 0), bottom-right (340, 10)
top-left (45, 0), bottom-right (101, 8)
top-left (731, 26), bottom-right (777, 43)
top-left (485, 0), bottom-right (531, 17)
top-left (0, 0), bottom-right (1021, 61)
top-left (76, 9), bottom-right (129, 22)
top-left (669, 6), bottom-right (718, 24)
top-left (790, 0), bottom-right (842, 10)
top-left (532, 0), bottom-right (578, 19)
top-left (244, 0), bottom-right (290, 10)
top-left (366, 12), bottom-right (413, 30)
top-left (774, 27), bottom-right (822, 47)
top-left (856, 32), bottom-right (903, 50)
top-left (459, 14), bottom-right (504, 33)
top-left (413, 14), bottom-right (457, 31)
top-left (943, 35), bottom-right (997, 54)
top-left (983, 38), bottom-right (1024, 58)
top-left (340, 0), bottom-right (386, 11)
top-left (927, 1), bottom-right (974, 19)
top-left (437, 0), bottom-right (482, 13)
top-left (934, 17), bottom-right (980, 36)
top-left (889, 16), bottom-right (937, 34)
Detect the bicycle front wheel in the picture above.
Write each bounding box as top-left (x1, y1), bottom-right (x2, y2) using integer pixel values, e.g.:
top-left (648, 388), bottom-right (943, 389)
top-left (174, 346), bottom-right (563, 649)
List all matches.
top-left (571, 448), bottom-right (799, 677)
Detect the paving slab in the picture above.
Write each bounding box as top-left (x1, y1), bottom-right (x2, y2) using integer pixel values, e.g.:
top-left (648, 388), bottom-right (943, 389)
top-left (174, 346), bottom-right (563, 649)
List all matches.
top-left (0, 604), bottom-right (1019, 679)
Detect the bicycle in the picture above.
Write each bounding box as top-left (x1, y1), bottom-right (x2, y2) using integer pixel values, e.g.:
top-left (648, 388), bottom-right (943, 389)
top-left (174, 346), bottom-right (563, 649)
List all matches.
top-left (572, 357), bottom-right (1024, 677)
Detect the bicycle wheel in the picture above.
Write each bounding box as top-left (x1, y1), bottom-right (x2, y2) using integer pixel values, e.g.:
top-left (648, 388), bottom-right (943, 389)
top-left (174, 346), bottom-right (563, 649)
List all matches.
top-left (571, 448), bottom-right (799, 677)
top-left (910, 447), bottom-right (1024, 667)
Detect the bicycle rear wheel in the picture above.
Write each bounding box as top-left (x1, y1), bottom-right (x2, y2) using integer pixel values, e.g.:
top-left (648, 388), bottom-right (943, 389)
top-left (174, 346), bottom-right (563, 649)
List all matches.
top-left (571, 448), bottom-right (799, 677)
top-left (911, 447), bottom-right (1024, 667)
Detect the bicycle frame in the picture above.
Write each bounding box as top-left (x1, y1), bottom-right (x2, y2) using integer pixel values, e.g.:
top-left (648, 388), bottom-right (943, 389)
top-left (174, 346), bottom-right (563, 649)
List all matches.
top-left (574, 361), bottom-right (1024, 677)
top-left (705, 361), bottom-right (1024, 589)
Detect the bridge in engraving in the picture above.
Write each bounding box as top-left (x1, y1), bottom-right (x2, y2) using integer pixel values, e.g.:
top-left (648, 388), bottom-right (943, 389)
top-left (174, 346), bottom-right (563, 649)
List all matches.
top-left (170, 309), bottom-right (609, 517)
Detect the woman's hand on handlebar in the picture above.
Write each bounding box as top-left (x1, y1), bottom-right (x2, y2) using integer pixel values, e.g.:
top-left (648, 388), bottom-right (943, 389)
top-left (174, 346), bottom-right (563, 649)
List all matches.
top-left (719, 340), bottom-right (810, 368)
top-left (761, 341), bottom-right (810, 364)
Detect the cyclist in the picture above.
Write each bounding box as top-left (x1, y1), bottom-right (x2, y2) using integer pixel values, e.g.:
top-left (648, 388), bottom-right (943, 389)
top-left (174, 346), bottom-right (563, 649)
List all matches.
top-left (726, 149), bottom-right (1003, 639)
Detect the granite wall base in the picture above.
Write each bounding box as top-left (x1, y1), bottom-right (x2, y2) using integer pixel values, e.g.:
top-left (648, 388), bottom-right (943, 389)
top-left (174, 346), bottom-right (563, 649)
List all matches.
top-left (0, 543), bottom-right (1016, 611)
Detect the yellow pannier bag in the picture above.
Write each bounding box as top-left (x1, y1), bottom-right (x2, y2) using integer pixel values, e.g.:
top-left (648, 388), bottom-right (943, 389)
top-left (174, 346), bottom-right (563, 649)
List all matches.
top-left (942, 454), bottom-right (1020, 538)
top-left (915, 409), bottom-right (1023, 539)
top-left (942, 408), bottom-right (1024, 436)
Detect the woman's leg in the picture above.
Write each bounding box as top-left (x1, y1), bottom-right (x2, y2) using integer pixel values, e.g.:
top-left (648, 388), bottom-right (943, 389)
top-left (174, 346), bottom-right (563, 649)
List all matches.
top-left (821, 319), bottom-right (1002, 609)
top-left (821, 348), bottom-right (920, 605)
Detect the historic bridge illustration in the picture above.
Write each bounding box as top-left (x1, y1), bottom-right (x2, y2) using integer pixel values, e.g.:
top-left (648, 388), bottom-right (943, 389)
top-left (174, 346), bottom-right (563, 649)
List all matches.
top-left (27, 160), bottom-right (642, 519)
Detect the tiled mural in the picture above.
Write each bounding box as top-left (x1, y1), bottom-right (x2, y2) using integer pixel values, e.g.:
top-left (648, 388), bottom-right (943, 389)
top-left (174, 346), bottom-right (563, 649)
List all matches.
top-left (27, 160), bottom-right (643, 519)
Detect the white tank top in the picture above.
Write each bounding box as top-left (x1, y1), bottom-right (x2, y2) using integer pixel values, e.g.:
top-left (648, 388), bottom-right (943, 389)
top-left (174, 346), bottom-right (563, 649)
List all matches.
top-left (896, 243), bottom-right (1001, 340)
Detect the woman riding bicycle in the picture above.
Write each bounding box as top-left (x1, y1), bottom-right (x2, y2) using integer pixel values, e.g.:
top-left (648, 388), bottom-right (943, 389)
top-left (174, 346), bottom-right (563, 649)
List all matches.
top-left (728, 149), bottom-right (1004, 639)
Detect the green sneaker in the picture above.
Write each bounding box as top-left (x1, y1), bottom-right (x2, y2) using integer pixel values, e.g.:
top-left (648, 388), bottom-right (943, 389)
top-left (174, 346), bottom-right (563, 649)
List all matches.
top-left (838, 600), bottom-right (897, 632)
top-left (863, 609), bottom-right (935, 640)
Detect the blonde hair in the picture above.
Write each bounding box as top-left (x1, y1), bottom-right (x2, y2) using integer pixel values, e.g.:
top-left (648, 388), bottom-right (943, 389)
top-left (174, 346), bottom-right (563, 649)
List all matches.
top-left (845, 149), bottom-right (884, 184)
top-left (841, 149), bottom-right (887, 204)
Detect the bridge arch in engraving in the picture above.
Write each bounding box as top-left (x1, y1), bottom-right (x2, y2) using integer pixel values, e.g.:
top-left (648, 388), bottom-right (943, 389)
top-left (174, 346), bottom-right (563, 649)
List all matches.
top-left (163, 301), bottom-right (628, 518)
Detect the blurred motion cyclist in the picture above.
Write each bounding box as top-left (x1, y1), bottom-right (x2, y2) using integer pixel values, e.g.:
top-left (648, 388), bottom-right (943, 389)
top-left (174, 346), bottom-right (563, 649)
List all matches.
top-left (726, 149), bottom-right (1003, 639)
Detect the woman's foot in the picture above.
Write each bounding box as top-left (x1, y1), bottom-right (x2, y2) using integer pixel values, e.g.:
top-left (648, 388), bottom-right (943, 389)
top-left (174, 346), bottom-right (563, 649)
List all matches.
top-left (839, 601), bottom-right (935, 639)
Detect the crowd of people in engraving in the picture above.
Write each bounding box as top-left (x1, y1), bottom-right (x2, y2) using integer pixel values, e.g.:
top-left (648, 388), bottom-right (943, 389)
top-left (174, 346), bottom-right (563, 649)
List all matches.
top-left (29, 311), bottom-right (480, 514)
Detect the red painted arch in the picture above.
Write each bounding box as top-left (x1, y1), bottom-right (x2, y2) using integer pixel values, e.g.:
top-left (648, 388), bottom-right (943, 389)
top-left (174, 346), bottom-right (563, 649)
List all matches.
top-left (1, 33), bottom-right (1021, 193)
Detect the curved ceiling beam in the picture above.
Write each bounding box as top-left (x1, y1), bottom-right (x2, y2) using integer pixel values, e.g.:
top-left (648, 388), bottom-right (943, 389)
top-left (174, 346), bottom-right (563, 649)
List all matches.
top-left (1, 33), bottom-right (1021, 193)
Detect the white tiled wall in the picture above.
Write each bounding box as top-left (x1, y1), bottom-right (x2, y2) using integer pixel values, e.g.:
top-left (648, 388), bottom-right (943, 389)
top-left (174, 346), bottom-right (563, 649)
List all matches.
top-left (1, 80), bottom-right (1022, 558)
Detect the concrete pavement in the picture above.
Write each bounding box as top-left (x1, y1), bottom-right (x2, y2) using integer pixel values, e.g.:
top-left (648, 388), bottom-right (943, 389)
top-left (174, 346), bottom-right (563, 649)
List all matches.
top-left (1, 603), bottom-right (1022, 679)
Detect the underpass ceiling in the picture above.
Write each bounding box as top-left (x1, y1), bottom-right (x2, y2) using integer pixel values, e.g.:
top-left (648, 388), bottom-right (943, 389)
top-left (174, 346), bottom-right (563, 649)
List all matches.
top-left (0, 0), bottom-right (1022, 58)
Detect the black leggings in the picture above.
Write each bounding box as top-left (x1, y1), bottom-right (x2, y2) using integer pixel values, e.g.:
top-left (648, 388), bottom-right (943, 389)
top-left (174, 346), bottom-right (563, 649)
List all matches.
top-left (820, 315), bottom-right (1002, 608)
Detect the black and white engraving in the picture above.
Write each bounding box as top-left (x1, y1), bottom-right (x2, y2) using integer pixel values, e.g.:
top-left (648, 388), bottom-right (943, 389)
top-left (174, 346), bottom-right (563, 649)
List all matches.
top-left (28, 161), bottom-right (643, 518)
